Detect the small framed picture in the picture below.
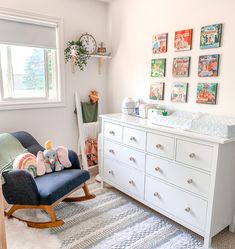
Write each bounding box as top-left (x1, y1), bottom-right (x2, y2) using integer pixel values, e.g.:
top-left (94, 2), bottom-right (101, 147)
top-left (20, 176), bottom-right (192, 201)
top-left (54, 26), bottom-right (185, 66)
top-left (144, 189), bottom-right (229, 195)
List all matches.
top-left (172, 57), bottom-right (190, 77)
top-left (152, 33), bottom-right (168, 54)
top-left (171, 82), bottom-right (188, 103)
top-left (151, 58), bottom-right (166, 77)
top-left (200, 24), bottom-right (222, 49)
top-left (174, 29), bottom-right (192, 51)
top-left (150, 82), bottom-right (165, 100)
top-left (198, 54), bottom-right (220, 77)
top-left (196, 83), bottom-right (218, 104)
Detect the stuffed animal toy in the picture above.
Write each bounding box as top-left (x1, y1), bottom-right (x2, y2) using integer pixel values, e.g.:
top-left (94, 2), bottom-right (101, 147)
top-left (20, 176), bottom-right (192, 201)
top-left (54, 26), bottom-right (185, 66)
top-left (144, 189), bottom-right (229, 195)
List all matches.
top-left (43, 140), bottom-right (72, 173)
top-left (88, 90), bottom-right (99, 104)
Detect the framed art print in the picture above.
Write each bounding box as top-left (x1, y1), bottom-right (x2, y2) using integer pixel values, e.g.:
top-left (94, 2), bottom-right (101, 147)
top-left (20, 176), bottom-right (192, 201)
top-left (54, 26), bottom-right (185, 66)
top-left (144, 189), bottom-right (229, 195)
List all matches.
top-left (172, 57), bottom-right (190, 77)
top-left (174, 29), bottom-right (192, 51)
top-left (198, 54), bottom-right (219, 77)
top-left (200, 24), bottom-right (222, 49)
top-left (151, 59), bottom-right (166, 77)
top-left (152, 33), bottom-right (168, 54)
top-left (149, 82), bottom-right (165, 100)
top-left (171, 82), bottom-right (188, 103)
top-left (196, 83), bottom-right (218, 104)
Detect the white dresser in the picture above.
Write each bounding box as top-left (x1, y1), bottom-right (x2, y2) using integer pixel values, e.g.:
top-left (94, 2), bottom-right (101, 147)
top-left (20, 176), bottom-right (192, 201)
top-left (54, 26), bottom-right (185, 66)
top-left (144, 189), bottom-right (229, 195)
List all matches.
top-left (100, 113), bottom-right (235, 249)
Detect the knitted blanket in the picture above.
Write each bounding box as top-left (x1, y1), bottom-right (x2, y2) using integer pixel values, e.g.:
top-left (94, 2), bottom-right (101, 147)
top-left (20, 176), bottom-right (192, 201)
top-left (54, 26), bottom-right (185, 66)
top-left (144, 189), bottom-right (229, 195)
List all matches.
top-left (0, 133), bottom-right (27, 183)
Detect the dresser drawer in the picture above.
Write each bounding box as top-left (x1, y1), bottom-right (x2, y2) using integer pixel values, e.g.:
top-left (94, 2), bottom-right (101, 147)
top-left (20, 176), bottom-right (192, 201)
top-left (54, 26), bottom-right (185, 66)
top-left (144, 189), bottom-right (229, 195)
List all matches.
top-left (123, 127), bottom-right (146, 150)
top-left (147, 133), bottom-right (175, 160)
top-left (146, 155), bottom-right (210, 197)
top-left (176, 139), bottom-right (213, 171)
top-left (104, 140), bottom-right (145, 171)
top-left (145, 176), bottom-right (207, 230)
top-left (104, 122), bottom-right (123, 143)
top-left (103, 158), bottom-right (144, 198)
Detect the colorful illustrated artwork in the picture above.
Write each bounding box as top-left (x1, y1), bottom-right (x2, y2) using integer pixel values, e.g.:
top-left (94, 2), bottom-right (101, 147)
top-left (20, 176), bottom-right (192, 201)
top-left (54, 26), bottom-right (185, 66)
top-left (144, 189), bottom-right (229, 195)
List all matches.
top-left (151, 59), bottom-right (166, 77)
top-left (174, 29), bottom-right (192, 51)
top-left (172, 57), bottom-right (190, 77)
top-left (200, 24), bottom-right (222, 49)
top-left (198, 54), bottom-right (219, 77)
top-left (171, 83), bottom-right (188, 103)
top-left (196, 83), bottom-right (218, 104)
top-left (152, 33), bottom-right (168, 54)
top-left (149, 82), bottom-right (165, 100)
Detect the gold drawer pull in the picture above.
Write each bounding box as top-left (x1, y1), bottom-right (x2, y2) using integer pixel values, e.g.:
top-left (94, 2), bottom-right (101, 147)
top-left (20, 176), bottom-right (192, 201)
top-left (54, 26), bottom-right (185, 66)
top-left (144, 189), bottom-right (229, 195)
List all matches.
top-left (129, 157), bottom-right (136, 162)
top-left (109, 149), bottom-right (115, 154)
top-left (185, 207), bottom-right (191, 212)
top-left (108, 170), bottom-right (113, 174)
top-left (187, 179), bottom-right (193, 184)
top-left (156, 144), bottom-right (162, 149)
top-left (153, 192), bottom-right (160, 197)
top-left (130, 136), bottom-right (136, 141)
top-left (155, 167), bottom-right (161, 172)
top-left (129, 180), bottom-right (134, 185)
top-left (109, 130), bottom-right (115, 135)
top-left (189, 153), bottom-right (196, 158)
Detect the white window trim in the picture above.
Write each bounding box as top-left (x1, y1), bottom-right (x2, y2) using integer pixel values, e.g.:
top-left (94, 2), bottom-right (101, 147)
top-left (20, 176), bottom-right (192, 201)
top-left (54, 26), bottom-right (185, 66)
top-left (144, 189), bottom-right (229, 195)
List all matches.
top-left (0, 8), bottom-right (66, 110)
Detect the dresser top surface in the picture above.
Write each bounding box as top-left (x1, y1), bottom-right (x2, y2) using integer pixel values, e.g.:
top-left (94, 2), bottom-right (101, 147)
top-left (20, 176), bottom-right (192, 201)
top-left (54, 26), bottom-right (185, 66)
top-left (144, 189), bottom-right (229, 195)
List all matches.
top-left (100, 113), bottom-right (235, 144)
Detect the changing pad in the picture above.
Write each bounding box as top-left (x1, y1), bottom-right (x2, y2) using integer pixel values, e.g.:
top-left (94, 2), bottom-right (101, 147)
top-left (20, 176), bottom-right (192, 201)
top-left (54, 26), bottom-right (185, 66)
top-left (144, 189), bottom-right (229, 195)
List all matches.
top-left (150, 111), bottom-right (235, 138)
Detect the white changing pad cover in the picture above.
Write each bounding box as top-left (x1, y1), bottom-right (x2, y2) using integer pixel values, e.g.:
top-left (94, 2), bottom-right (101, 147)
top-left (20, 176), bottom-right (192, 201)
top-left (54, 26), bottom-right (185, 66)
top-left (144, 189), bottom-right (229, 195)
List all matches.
top-left (150, 111), bottom-right (235, 138)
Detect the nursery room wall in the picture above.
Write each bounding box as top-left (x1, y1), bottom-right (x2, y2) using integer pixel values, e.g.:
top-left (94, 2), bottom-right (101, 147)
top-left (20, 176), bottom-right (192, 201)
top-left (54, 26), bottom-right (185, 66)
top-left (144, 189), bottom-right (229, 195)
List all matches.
top-left (107, 0), bottom-right (235, 117)
top-left (0, 0), bottom-right (109, 150)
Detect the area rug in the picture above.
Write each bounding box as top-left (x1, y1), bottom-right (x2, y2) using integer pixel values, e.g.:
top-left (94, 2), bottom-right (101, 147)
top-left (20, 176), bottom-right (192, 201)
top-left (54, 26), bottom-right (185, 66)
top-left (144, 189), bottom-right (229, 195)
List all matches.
top-left (50, 182), bottom-right (203, 249)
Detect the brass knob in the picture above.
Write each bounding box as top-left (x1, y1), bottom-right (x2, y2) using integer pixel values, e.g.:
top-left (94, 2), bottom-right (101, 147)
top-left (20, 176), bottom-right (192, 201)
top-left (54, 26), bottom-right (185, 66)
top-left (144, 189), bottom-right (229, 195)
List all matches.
top-left (129, 157), bottom-right (135, 162)
top-left (129, 180), bottom-right (134, 185)
top-left (108, 170), bottom-right (113, 174)
top-left (187, 179), bottom-right (193, 184)
top-left (185, 207), bottom-right (191, 212)
top-left (130, 136), bottom-right (136, 141)
top-left (189, 153), bottom-right (196, 158)
top-left (109, 130), bottom-right (115, 135)
top-left (156, 144), bottom-right (162, 149)
top-left (153, 192), bottom-right (160, 197)
top-left (155, 167), bottom-right (161, 172)
top-left (109, 149), bottom-right (114, 154)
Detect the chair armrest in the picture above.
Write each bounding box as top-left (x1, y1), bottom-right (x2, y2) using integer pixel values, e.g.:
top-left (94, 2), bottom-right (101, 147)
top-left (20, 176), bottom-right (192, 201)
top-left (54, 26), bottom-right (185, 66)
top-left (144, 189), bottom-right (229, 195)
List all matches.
top-left (68, 150), bottom-right (81, 169)
top-left (2, 170), bottom-right (40, 205)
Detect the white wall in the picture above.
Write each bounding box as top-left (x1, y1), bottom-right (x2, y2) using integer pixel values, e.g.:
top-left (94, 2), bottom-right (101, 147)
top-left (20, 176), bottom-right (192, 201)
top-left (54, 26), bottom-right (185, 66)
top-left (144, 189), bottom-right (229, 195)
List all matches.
top-left (107, 0), bottom-right (235, 117)
top-left (0, 0), bottom-right (108, 150)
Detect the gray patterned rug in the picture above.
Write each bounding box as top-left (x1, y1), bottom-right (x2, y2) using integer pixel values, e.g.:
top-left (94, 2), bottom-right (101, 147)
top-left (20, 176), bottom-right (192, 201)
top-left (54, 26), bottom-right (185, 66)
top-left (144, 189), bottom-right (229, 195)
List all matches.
top-left (50, 182), bottom-right (203, 249)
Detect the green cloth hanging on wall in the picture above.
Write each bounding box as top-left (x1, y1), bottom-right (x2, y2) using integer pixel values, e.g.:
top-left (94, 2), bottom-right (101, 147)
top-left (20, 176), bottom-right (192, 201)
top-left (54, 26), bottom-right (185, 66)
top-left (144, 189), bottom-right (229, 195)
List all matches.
top-left (81, 101), bottom-right (98, 123)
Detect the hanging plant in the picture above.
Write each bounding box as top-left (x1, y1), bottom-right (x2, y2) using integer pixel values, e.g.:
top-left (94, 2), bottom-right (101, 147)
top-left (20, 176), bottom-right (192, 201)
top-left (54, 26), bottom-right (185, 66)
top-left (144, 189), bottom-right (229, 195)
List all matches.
top-left (64, 40), bottom-right (90, 73)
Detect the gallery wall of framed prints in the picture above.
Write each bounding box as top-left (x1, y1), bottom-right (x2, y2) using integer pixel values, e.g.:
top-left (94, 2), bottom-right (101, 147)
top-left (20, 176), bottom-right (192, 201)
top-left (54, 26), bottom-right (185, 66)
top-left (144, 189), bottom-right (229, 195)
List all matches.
top-left (150, 23), bottom-right (222, 105)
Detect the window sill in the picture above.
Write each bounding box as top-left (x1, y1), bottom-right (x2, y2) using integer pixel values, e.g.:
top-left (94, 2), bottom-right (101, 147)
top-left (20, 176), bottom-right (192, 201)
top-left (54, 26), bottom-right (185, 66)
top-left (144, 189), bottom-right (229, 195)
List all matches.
top-left (0, 99), bottom-right (66, 111)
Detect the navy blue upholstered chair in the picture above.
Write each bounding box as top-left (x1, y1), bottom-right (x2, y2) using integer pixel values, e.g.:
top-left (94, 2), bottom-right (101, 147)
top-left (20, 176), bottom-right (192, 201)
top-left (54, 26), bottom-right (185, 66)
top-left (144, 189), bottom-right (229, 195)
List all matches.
top-left (2, 131), bottom-right (95, 228)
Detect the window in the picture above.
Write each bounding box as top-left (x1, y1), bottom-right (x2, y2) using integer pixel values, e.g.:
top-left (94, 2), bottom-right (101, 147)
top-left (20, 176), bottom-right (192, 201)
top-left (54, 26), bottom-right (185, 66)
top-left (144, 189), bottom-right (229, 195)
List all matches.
top-left (0, 10), bottom-right (64, 109)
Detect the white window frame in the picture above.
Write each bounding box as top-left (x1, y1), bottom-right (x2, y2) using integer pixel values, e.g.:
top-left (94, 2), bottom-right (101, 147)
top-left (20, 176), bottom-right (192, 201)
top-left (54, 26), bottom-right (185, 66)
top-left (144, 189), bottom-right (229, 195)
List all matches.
top-left (0, 8), bottom-right (66, 110)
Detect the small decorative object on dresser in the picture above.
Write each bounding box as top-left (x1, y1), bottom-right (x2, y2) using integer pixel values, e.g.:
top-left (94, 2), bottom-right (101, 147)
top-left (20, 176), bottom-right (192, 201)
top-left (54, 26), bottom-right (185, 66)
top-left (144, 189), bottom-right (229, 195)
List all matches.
top-left (174, 29), bottom-right (192, 51)
top-left (172, 57), bottom-right (190, 77)
top-left (152, 33), bottom-right (168, 54)
top-left (122, 97), bottom-right (136, 115)
top-left (100, 113), bottom-right (235, 249)
top-left (196, 83), bottom-right (218, 104)
top-left (151, 59), bottom-right (166, 77)
top-left (200, 24), bottom-right (222, 49)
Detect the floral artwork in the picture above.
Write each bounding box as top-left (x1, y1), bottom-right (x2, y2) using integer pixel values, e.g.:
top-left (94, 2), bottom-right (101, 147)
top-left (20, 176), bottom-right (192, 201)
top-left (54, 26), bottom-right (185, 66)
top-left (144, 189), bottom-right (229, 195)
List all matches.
top-left (149, 82), bottom-right (165, 100)
top-left (196, 83), bottom-right (218, 104)
top-left (198, 54), bottom-right (219, 77)
top-left (171, 83), bottom-right (188, 103)
top-left (200, 24), bottom-right (222, 49)
top-left (172, 57), bottom-right (190, 77)
top-left (174, 29), bottom-right (192, 51)
top-left (152, 33), bottom-right (167, 54)
top-left (151, 59), bottom-right (166, 77)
